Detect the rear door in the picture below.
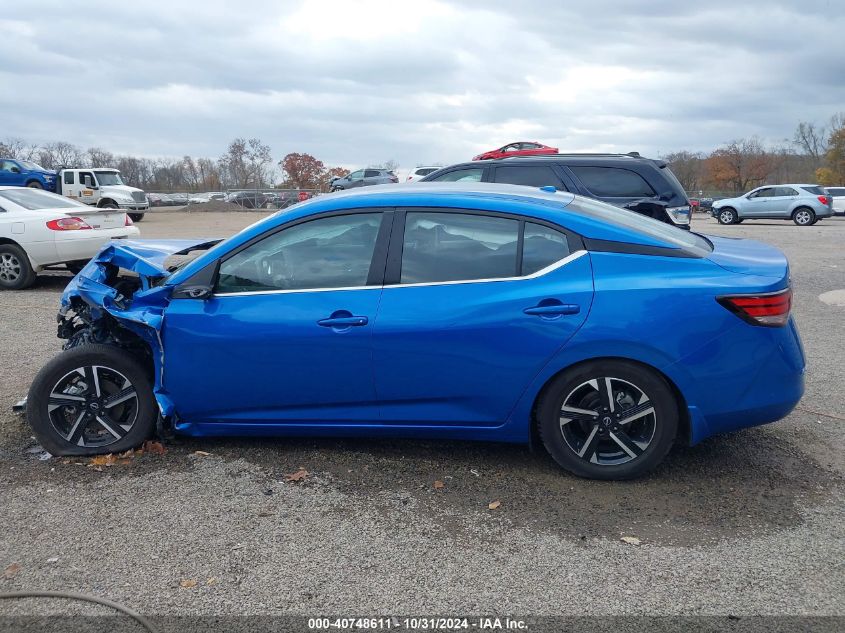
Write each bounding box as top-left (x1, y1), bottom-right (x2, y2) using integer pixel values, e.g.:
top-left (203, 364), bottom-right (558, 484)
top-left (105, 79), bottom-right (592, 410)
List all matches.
top-left (770, 186), bottom-right (799, 217)
top-left (372, 209), bottom-right (593, 426)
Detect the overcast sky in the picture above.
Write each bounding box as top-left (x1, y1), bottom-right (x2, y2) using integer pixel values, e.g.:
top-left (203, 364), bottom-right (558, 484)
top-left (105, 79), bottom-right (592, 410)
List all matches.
top-left (1, 0), bottom-right (843, 171)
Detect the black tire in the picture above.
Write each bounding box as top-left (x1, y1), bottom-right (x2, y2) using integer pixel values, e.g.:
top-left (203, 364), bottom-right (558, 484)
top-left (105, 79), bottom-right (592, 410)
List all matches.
top-left (735, 219), bottom-right (744, 224)
top-left (27, 344), bottom-right (157, 456)
top-left (717, 207), bottom-right (738, 225)
top-left (537, 360), bottom-right (678, 480)
top-left (26, 181), bottom-right (43, 189)
top-left (792, 207), bottom-right (815, 226)
top-left (65, 260), bottom-right (88, 275)
top-left (129, 213), bottom-right (145, 222)
top-left (0, 243), bottom-right (37, 290)
top-left (100, 201), bottom-right (119, 209)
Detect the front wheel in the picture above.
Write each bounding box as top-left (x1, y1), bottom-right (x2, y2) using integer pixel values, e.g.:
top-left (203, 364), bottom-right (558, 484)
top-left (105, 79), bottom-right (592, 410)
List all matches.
top-left (717, 208), bottom-right (738, 224)
top-left (26, 344), bottom-right (157, 456)
top-left (793, 208), bottom-right (815, 226)
top-left (537, 360), bottom-right (678, 480)
top-left (27, 181), bottom-right (43, 189)
top-left (129, 213), bottom-right (145, 222)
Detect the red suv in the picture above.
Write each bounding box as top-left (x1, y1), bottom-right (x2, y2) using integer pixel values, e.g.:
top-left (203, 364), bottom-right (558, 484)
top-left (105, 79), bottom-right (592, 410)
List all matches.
top-left (472, 141), bottom-right (558, 161)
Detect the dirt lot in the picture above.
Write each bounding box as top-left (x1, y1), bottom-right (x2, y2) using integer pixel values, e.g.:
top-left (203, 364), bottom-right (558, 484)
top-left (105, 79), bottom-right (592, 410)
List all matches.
top-left (1, 211), bottom-right (843, 620)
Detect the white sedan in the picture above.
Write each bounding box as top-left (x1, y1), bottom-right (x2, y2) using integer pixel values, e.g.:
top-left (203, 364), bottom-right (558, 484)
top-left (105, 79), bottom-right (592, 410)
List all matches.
top-left (0, 186), bottom-right (140, 290)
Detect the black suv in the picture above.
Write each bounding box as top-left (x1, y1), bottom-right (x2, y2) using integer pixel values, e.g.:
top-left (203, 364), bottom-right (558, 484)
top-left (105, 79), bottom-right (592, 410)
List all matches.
top-left (421, 153), bottom-right (691, 228)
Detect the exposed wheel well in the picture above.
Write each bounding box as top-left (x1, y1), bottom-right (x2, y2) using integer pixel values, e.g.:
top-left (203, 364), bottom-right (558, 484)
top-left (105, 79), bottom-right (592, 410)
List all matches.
top-left (98, 199), bottom-right (117, 207)
top-left (0, 237), bottom-right (23, 248)
top-left (529, 356), bottom-right (691, 449)
top-left (792, 205), bottom-right (813, 216)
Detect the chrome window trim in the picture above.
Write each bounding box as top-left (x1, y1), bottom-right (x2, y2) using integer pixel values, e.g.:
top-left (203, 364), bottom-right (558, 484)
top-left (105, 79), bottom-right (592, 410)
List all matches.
top-left (212, 250), bottom-right (586, 298)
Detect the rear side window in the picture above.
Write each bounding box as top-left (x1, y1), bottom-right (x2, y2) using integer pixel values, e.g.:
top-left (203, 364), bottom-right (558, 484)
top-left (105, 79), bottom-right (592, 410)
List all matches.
top-left (429, 168), bottom-right (483, 182)
top-left (826, 187), bottom-right (845, 196)
top-left (493, 165), bottom-right (567, 191)
top-left (64, 171), bottom-right (75, 185)
top-left (522, 223), bottom-right (570, 275)
top-left (775, 187), bottom-right (798, 196)
top-left (415, 168), bottom-right (437, 176)
top-left (570, 166), bottom-right (655, 197)
top-left (364, 169), bottom-right (380, 177)
top-left (801, 186), bottom-right (825, 195)
top-left (401, 212), bottom-right (518, 283)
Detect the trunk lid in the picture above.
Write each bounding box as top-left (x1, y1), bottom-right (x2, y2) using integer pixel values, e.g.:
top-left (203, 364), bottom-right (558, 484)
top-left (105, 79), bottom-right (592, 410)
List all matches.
top-left (70, 208), bottom-right (126, 230)
top-left (705, 235), bottom-right (789, 281)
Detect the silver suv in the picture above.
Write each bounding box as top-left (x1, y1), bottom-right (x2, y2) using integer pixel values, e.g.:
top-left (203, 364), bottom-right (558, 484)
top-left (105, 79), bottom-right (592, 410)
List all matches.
top-left (712, 184), bottom-right (834, 226)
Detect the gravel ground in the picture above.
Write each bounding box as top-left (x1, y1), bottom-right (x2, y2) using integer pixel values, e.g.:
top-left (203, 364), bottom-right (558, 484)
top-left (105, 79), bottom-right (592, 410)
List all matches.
top-left (1, 211), bottom-right (843, 619)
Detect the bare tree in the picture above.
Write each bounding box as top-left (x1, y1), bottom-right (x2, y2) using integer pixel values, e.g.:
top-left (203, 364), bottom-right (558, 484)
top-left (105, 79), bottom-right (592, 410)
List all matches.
top-left (219, 138), bottom-right (273, 188)
top-left (86, 147), bottom-right (115, 168)
top-left (793, 122), bottom-right (828, 161)
top-left (661, 151), bottom-right (704, 192)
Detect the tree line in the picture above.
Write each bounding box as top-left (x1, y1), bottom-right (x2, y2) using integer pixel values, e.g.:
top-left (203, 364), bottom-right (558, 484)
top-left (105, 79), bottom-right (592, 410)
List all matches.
top-left (662, 112), bottom-right (845, 196)
top-left (0, 137), bottom-right (356, 193)
top-left (3, 112), bottom-right (843, 195)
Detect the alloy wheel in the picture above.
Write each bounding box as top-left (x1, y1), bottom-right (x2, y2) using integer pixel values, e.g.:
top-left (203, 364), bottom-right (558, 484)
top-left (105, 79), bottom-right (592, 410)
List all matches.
top-left (559, 377), bottom-right (656, 466)
top-left (47, 365), bottom-right (139, 449)
top-left (0, 253), bottom-right (22, 283)
top-left (795, 210), bottom-right (812, 225)
top-left (719, 210), bottom-right (735, 224)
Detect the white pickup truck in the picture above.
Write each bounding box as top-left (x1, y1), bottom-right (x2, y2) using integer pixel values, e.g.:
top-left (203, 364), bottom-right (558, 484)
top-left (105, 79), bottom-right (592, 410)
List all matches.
top-left (56, 168), bottom-right (149, 221)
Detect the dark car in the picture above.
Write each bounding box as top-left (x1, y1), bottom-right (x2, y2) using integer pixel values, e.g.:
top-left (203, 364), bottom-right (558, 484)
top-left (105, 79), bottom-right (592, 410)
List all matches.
top-left (226, 191), bottom-right (273, 209)
top-left (421, 153), bottom-right (691, 228)
top-left (330, 169), bottom-right (398, 191)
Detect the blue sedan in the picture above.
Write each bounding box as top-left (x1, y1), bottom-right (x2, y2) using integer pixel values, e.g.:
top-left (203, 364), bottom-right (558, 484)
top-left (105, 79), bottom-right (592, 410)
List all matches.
top-left (26, 184), bottom-right (805, 479)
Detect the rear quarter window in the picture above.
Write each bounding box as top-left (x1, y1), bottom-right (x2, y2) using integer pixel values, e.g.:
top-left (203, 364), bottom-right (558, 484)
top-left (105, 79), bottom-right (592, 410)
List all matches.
top-left (570, 166), bottom-right (655, 197)
top-left (801, 186), bottom-right (825, 195)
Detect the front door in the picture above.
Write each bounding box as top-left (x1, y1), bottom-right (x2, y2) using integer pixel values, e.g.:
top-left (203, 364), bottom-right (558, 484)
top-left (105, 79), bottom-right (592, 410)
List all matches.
top-left (372, 210), bottom-right (593, 426)
top-left (0, 160), bottom-right (23, 186)
top-left (162, 211), bottom-right (389, 425)
top-left (743, 187), bottom-right (775, 217)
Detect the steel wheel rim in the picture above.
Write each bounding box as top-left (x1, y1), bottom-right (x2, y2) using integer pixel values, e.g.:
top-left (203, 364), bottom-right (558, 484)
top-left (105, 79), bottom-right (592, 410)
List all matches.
top-left (0, 253), bottom-right (22, 282)
top-left (719, 210), bottom-right (733, 223)
top-left (796, 210), bottom-right (811, 225)
top-left (559, 377), bottom-right (657, 466)
top-left (47, 365), bottom-right (139, 448)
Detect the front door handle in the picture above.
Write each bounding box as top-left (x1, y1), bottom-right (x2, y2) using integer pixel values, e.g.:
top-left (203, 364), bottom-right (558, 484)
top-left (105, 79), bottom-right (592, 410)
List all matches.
top-left (317, 315), bottom-right (368, 327)
top-left (523, 303), bottom-right (580, 317)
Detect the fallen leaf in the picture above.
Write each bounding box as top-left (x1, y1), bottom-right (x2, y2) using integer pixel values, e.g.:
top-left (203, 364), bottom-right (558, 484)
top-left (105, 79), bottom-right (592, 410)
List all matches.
top-left (433, 480), bottom-right (445, 490)
top-left (284, 469), bottom-right (308, 483)
top-left (488, 500), bottom-right (501, 510)
top-left (620, 536), bottom-right (641, 546)
top-left (179, 579), bottom-right (198, 589)
top-left (206, 577), bottom-right (217, 585)
top-left (193, 451), bottom-right (211, 457)
top-left (92, 466), bottom-right (103, 473)
top-left (118, 449), bottom-right (136, 459)
top-left (143, 441), bottom-right (167, 455)
top-left (61, 459), bottom-right (71, 465)
top-left (45, 557), bottom-right (59, 564)
top-left (3, 563), bottom-right (21, 578)
top-left (89, 454), bottom-right (117, 467)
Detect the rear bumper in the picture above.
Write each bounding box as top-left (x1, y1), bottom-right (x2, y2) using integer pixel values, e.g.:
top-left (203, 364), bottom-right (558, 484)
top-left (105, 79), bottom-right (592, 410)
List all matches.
top-left (678, 318), bottom-right (806, 444)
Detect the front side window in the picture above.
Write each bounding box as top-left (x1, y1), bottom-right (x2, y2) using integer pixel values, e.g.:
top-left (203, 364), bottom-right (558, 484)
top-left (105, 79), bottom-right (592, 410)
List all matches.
top-left (570, 166), bottom-right (655, 197)
top-left (430, 168), bottom-right (483, 182)
top-left (347, 170), bottom-right (364, 180)
top-left (0, 161), bottom-right (15, 172)
top-left (401, 212), bottom-right (518, 284)
top-left (493, 165), bottom-right (567, 190)
top-left (79, 171), bottom-right (96, 187)
top-left (749, 188), bottom-right (774, 198)
top-left (216, 213), bottom-right (383, 294)
top-left (522, 223), bottom-right (570, 275)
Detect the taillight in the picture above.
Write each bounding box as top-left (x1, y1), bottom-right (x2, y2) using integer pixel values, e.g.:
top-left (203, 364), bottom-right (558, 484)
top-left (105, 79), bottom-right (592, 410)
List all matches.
top-left (125, 214), bottom-right (134, 226)
top-left (718, 288), bottom-right (792, 327)
top-left (46, 217), bottom-right (92, 231)
top-left (818, 195), bottom-right (830, 205)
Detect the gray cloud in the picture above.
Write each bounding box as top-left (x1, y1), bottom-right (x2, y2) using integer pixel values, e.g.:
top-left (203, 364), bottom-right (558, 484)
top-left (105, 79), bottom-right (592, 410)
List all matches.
top-left (1, 0), bottom-right (843, 170)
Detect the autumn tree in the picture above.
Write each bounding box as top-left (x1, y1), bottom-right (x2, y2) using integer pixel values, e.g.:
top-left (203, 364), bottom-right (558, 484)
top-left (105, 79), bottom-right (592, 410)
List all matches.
top-left (705, 138), bottom-right (773, 192)
top-left (279, 152), bottom-right (326, 189)
top-left (661, 151), bottom-right (704, 192)
top-left (822, 127), bottom-right (845, 185)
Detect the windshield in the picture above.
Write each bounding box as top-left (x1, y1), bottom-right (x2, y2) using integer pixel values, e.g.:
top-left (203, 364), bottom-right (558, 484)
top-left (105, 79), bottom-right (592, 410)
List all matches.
top-left (94, 171), bottom-right (125, 186)
top-left (565, 196), bottom-right (713, 255)
top-left (19, 161), bottom-right (47, 172)
top-left (0, 188), bottom-right (88, 210)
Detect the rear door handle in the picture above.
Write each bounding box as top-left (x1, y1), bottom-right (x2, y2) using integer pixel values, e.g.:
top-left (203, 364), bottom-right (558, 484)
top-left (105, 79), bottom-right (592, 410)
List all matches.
top-left (523, 304), bottom-right (580, 316)
top-left (317, 315), bottom-right (368, 327)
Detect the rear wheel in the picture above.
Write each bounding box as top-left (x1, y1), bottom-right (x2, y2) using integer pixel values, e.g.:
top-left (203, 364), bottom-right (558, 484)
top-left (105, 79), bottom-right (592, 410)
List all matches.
top-left (26, 344), bottom-right (156, 456)
top-left (129, 213), bottom-right (145, 222)
top-left (537, 360), bottom-right (678, 480)
top-left (26, 181), bottom-right (43, 189)
top-left (793, 207), bottom-right (815, 226)
top-left (0, 243), bottom-right (37, 290)
top-left (717, 208), bottom-right (738, 224)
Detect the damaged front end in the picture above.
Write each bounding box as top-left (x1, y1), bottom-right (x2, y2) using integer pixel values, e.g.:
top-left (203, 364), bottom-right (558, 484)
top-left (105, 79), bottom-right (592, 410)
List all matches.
top-left (57, 238), bottom-right (221, 420)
